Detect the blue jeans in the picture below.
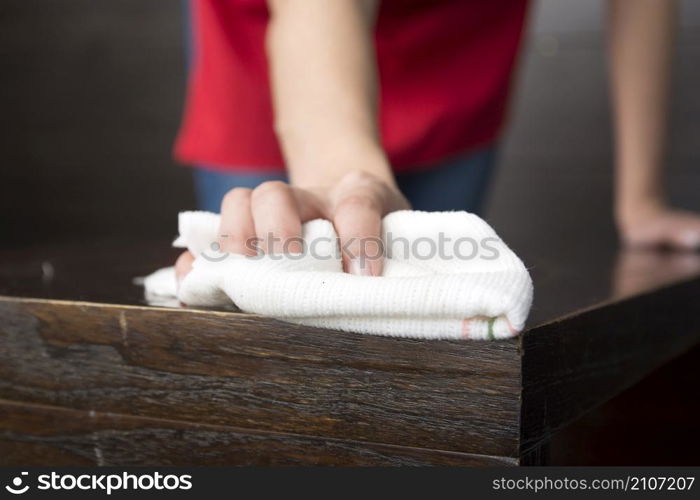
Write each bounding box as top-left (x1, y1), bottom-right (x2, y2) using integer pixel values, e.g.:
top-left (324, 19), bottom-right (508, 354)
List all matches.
top-left (193, 148), bottom-right (496, 214)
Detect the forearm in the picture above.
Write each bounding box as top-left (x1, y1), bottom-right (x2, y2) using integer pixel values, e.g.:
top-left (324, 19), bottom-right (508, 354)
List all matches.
top-left (607, 0), bottom-right (677, 221)
top-left (266, 0), bottom-right (395, 188)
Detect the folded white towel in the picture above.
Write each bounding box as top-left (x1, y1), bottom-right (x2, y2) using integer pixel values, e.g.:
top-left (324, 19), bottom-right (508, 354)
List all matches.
top-left (143, 210), bottom-right (533, 340)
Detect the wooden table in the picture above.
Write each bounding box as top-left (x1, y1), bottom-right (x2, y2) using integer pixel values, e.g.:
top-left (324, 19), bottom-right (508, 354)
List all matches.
top-left (1, 235), bottom-right (699, 466)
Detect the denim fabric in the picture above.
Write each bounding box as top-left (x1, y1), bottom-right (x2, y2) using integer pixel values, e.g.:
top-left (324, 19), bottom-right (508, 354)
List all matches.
top-left (193, 148), bottom-right (496, 214)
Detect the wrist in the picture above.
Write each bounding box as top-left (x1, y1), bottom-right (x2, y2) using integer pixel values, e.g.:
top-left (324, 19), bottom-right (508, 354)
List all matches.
top-left (615, 195), bottom-right (666, 228)
top-left (283, 134), bottom-right (395, 188)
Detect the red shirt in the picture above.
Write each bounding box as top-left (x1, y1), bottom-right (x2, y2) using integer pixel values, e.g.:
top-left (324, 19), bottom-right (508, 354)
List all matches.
top-left (175, 0), bottom-right (529, 173)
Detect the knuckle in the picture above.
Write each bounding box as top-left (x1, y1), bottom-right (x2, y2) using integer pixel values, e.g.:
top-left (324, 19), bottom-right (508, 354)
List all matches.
top-left (219, 229), bottom-right (253, 244)
top-left (339, 170), bottom-right (375, 186)
top-left (252, 180), bottom-right (288, 202)
top-left (336, 193), bottom-right (380, 213)
top-left (221, 187), bottom-right (252, 207)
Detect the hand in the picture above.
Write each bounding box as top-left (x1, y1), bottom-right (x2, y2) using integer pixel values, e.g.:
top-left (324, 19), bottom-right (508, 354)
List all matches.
top-left (175, 170), bottom-right (410, 285)
top-left (617, 203), bottom-right (700, 251)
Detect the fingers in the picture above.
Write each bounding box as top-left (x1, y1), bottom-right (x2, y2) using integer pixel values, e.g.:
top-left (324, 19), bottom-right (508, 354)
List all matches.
top-left (621, 211), bottom-right (700, 251)
top-left (333, 193), bottom-right (384, 276)
top-left (250, 181), bottom-right (304, 254)
top-left (215, 182), bottom-right (324, 258)
top-left (666, 221), bottom-right (700, 251)
top-left (174, 251), bottom-right (194, 291)
top-left (219, 187), bottom-right (257, 256)
top-left (177, 182), bottom-right (311, 297)
top-left (192, 174), bottom-right (404, 280)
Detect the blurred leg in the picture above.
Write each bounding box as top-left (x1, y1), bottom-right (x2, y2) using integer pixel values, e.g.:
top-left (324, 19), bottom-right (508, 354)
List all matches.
top-left (396, 147), bottom-right (497, 214)
top-left (193, 166), bottom-right (287, 212)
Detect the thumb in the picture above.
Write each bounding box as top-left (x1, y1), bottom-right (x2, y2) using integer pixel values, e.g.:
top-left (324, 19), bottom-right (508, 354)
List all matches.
top-left (333, 195), bottom-right (384, 276)
top-left (174, 251), bottom-right (195, 292)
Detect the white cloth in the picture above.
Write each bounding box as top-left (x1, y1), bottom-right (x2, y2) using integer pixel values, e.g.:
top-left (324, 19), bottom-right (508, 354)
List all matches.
top-left (143, 210), bottom-right (533, 340)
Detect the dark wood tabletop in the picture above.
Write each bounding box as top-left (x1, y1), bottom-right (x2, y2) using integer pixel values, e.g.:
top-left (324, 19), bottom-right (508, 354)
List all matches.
top-left (1, 224), bottom-right (699, 466)
top-left (2, 227), bottom-right (699, 327)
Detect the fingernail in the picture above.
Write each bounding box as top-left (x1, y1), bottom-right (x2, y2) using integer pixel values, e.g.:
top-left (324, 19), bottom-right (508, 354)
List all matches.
top-left (349, 258), bottom-right (373, 276)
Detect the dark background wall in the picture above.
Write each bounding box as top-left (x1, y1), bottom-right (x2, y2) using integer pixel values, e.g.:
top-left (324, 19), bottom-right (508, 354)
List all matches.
top-left (489, 0), bottom-right (700, 256)
top-left (0, 1), bottom-right (191, 244)
top-left (1, 0), bottom-right (698, 247)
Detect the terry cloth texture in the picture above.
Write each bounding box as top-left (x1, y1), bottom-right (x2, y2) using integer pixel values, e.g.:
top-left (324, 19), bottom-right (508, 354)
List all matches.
top-left (143, 211), bottom-right (533, 340)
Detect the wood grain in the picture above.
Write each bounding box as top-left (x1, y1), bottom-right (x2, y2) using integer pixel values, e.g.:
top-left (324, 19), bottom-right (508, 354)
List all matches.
top-left (0, 399), bottom-right (514, 466)
top-left (0, 296), bottom-right (522, 458)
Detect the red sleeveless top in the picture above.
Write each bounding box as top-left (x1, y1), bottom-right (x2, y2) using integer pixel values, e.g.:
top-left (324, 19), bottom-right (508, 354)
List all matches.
top-left (175, 0), bottom-right (529, 172)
